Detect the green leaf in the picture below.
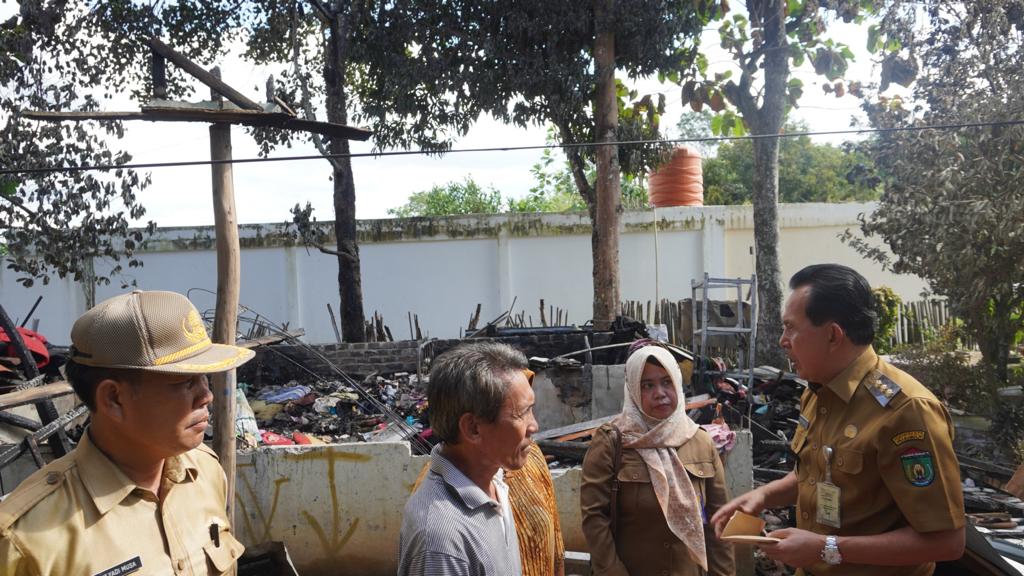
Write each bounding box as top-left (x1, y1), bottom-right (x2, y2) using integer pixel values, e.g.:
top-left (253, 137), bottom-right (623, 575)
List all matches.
top-left (791, 47), bottom-right (805, 67)
top-left (868, 24), bottom-right (884, 53)
top-left (0, 179), bottom-right (17, 198)
top-left (696, 53), bottom-right (709, 75)
top-left (711, 114), bottom-right (723, 135)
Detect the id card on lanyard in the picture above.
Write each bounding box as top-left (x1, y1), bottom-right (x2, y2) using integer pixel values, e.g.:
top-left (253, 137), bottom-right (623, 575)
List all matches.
top-left (816, 445), bottom-right (841, 528)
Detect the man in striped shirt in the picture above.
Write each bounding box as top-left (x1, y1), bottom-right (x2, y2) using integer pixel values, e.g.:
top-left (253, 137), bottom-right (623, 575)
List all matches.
top-left (398, 342), bottom-right (539, 576)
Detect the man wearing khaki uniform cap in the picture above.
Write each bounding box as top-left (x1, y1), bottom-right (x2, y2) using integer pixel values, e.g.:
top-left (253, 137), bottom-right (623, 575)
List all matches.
top-left (0, 290), bottom-right (254, 576)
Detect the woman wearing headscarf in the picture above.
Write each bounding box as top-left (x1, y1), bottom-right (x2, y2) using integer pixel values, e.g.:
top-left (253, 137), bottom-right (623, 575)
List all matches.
top-left (581, 345), bottom-right (734, 576)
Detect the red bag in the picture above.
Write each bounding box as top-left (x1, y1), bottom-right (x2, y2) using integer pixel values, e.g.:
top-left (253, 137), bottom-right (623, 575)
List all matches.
top-left (260, 431), bottom-right (295, 446)
top-left (0, 327), bottom-right (50, 368)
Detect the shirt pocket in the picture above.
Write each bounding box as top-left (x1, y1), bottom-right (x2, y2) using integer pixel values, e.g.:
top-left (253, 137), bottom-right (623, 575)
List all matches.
top-left (831, 447), bottom-right (864, 481)
top-left (204, 529), bottom-right (245, 574)
top-left (682, 460), bottom-right (715, 480)
top-left (617, 462), bottom-right (651, 483)
top-left (682, 460), bottom-right (714, 523)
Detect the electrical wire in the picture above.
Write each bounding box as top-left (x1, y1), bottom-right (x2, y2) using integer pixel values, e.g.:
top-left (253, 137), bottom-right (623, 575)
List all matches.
top-left (3, 117), bottom-right (1024, 176)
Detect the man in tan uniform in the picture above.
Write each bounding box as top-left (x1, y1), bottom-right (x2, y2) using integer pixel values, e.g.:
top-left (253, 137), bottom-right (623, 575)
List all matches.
top-left (0, 291), bottom-right (253, 575)
top-left (711, 264), bottom-right (965, 575)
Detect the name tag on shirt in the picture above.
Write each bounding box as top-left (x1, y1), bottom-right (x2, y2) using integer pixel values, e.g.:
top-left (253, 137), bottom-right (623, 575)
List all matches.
top-left (93, 557), bottom-right (142, 576)
top-left (816, 483), bottom-right (841, 528)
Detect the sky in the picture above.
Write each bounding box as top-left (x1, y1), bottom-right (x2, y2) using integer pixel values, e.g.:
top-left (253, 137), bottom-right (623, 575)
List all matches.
top-left (7, 7), bottom-right (883, 228)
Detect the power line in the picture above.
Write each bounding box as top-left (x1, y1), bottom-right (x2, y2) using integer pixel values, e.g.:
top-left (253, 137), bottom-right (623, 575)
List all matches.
top-left (3, 118), bottom-right (1023, 177)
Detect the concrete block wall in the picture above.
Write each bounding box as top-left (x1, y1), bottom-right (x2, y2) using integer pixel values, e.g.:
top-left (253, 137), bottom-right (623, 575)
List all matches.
top-left (428, 332), bottom-right (592, 361)
top-left (238, 332), bottom-right (594, 385)
top-left (320, 340), bottom-right (422, 375)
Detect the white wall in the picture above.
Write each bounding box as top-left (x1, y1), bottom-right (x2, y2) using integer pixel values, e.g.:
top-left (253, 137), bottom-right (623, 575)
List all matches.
top-left (0, 202), bottom-right (926, 345)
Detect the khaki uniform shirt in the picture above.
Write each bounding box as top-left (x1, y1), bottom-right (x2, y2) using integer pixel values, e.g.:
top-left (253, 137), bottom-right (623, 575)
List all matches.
top-left (790, 347), bottom-right (964, 576)
top-left (0, 431), bottom-right (245, 576)
top-left (581, 425), bottom-right (735, 576)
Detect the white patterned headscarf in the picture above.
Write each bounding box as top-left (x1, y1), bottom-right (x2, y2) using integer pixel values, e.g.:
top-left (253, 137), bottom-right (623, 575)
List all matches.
top-left (612, 345), bottom-right (706, 570)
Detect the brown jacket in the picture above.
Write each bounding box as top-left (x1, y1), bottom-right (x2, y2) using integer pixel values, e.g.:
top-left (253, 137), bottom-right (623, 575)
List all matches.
top-left (581, 425), bottom-right (735, 576)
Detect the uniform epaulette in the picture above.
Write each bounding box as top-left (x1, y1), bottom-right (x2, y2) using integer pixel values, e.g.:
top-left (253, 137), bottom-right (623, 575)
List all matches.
top-left (0, 459), bottom-right (73, 532)
top-left (195, 442), bottom-right (220, 461)
top-left (864, 370), bottom-right (902, 407)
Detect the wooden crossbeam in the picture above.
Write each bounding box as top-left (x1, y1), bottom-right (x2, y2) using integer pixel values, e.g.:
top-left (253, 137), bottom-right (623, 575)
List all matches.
top-left (22, 108), bottom-right (372, 141)
top-left (146, 37), bottom-right (262, 111)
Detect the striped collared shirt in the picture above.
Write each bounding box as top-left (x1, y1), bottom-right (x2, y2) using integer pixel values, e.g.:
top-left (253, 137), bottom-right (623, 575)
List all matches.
top-left (398, 444), bottom-right (522, 576)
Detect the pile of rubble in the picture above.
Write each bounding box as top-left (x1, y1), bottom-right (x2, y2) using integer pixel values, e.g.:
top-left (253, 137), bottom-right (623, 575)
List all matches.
top-left (233, 373), bottom-right (429, 449)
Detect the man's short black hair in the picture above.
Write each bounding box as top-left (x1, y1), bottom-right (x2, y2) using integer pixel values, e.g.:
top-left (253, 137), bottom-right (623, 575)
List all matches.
top-left (64, 360), bottom-right (139, 411)
top-left (789, 264), bottom-right (876, 346)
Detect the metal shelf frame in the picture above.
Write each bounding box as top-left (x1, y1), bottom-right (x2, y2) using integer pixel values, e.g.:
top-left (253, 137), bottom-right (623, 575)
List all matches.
top-left (691, 273), bottom-right (758, 392)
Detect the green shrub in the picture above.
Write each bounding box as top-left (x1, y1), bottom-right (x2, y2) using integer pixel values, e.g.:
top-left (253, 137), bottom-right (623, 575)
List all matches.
top-left (873, 286), bottom-right (901, 354)
top-left (890, 325), bottom-right (998, 415)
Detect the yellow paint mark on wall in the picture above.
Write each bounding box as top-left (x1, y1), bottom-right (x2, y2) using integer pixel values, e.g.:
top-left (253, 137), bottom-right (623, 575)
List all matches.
top-left (236, 474), bottom-right (291, 543)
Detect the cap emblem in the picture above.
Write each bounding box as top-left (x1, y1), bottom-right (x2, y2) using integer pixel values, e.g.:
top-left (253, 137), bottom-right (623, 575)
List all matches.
top-left (182, 310), bottom-right (208, 344)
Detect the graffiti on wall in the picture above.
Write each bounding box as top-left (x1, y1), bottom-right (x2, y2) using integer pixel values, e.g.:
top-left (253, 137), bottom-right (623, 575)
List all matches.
top-left (235, 447), bottom-right (373, 559)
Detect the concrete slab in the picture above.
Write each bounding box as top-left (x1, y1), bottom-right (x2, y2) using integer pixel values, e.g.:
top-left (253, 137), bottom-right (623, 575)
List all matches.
top-left (591, 364), bottom-right (626, 419)
top-left (234, 432), bottom-right (755, 576)
top-left (533, 369), bottom-right (590, 432)
top-left (235, 442), bottom-right (427, 576)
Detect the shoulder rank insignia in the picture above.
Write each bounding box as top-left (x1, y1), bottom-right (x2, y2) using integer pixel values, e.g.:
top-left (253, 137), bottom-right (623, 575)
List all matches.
top-left (865, 371), bottom-right (902, 407)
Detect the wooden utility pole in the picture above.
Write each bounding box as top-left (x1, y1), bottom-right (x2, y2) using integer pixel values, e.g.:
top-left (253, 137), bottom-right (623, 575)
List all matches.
top-left (593, 0), bottom-right (622, 331)
top-left (208, 67), bottom-right (241, 524)
top-left (25, 38), bottom-right (370, 528)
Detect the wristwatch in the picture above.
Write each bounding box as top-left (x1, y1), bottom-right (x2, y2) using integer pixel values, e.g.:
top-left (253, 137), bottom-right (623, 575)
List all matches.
top-left (821, 535), bottom-right (842, 565)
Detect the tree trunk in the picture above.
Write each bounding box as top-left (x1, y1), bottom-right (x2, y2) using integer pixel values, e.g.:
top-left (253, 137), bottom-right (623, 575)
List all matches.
top-left (325, 9), bottom-right (366, 343)
top-left (978, 298), bottom-right (1012, 382)
top-left (751, 137), bottom-right (786, 368)
top-left (748, 0), bottom-right (788, 368)
top-left (592, 0), bottom-right (621, 331)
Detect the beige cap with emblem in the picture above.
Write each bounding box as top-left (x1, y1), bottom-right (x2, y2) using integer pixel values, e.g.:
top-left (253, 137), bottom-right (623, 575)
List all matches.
top-left (70, 290), bottom-right (254, 374)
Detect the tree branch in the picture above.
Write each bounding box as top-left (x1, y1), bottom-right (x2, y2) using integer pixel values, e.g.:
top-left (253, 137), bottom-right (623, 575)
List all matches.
top-left (291, 2), bottom-right (340, 170)
top-left (557, 120), bottom-right (594, 207)
top-left (317, 244), bottom-right (355, 260)
top-left (0, 193), bottom-right (40, 219)
top-left (306, 0), bottom-right (333, 23)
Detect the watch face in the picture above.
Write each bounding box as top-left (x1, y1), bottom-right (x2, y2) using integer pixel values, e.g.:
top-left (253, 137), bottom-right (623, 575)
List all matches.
top-left (822, 542), bottom-right (842, 565)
